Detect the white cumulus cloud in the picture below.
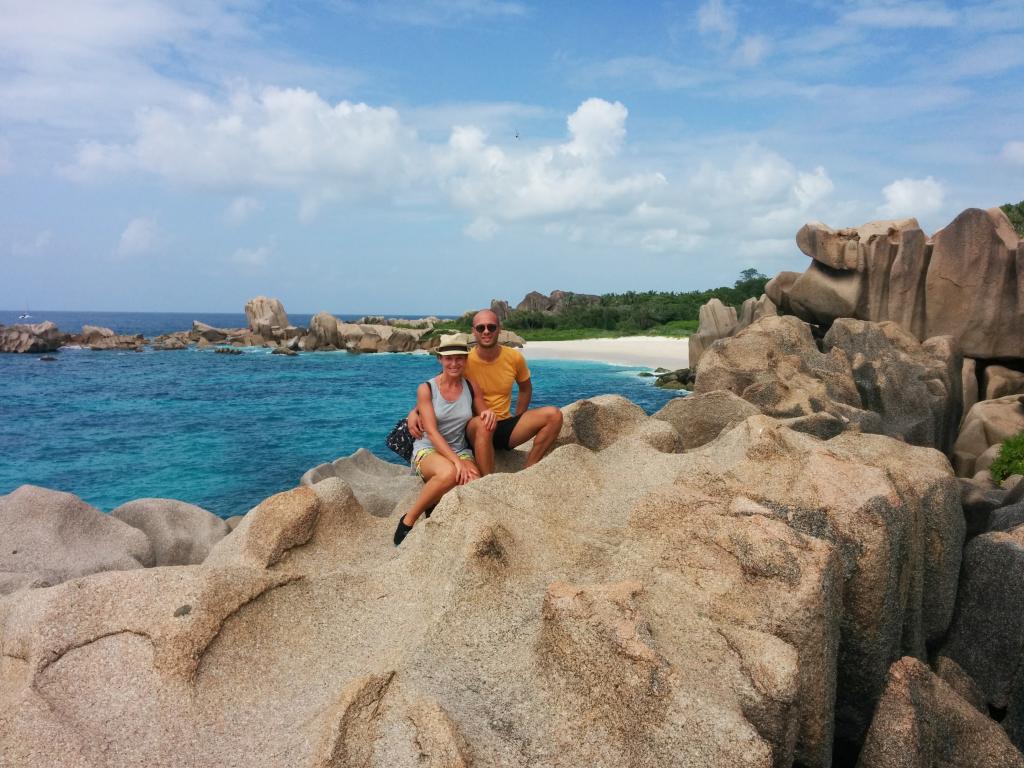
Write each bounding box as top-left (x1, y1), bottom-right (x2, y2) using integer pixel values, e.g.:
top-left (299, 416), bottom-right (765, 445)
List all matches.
top-left (878, 176), bottom-right (945, 217)
top-left (117, 217), bottom-right (156, 256)
top-left (440, 98), bottom-right (664, 222)
top-left (68, 86), bottom-right (419, 204)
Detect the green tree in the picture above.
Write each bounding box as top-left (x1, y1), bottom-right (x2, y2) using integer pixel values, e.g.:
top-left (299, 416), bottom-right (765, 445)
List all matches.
top-left (1001, 200), bottom-right (1024, 237)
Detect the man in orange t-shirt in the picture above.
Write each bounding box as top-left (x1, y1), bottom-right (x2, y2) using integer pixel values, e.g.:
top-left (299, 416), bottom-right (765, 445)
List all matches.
top-left (409, 309), bottom-right (563, 474)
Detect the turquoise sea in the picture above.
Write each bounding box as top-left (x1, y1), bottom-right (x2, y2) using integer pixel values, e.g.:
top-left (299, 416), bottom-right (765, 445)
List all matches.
top-left (1, 311), bottom-right (683, 518)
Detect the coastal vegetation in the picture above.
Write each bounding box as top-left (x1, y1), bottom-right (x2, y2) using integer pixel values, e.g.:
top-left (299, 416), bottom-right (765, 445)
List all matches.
top-left (990, 431), bottom-right (1024, 483)
top-left (1001, 200), bottom-right (1024, 236)
top-left (431, 268), bottom-right (768, 341)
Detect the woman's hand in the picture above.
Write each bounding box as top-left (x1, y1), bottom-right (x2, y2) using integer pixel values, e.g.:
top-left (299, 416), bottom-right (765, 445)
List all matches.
top-left (407, 409), bottom-right (423, 439)
top-left (479, 409), bottom-right (497, 432)
top-left (453, 459), bottom-right (480, 485)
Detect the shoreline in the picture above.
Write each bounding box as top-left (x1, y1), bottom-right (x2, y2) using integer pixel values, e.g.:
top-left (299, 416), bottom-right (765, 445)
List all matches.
top-left (521, 336), bottom-right (689, 370)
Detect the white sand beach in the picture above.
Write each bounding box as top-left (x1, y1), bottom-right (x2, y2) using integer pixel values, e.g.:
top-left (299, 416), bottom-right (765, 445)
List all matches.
top-left (521, 336), bottom-right (689, 370)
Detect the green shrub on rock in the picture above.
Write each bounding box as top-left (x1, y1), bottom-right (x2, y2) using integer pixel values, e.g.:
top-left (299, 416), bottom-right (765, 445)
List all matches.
top-left (990, 431), bottom-right (1024, 483)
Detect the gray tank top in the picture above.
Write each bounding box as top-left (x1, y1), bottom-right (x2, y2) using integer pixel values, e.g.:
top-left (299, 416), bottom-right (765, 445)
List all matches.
top-left (410, 378), bottom-right (473, 462)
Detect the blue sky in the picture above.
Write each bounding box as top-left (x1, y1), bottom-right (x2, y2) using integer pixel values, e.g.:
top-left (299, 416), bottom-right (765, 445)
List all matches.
top-left (1, 0), bottom-right (1022, 315)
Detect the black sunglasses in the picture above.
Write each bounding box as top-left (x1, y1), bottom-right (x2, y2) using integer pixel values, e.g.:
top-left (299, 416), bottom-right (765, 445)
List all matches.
top-left (473, 324), bottom-right (498, 333)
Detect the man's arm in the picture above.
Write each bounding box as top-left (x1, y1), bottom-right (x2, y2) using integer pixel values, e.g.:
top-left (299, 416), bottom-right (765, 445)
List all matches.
top-left (515, 377), bottom-right (532, 415)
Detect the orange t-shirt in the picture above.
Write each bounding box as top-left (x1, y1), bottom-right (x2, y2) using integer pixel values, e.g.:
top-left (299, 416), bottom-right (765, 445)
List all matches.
top-left (466, 346), bottom-right (531, 420)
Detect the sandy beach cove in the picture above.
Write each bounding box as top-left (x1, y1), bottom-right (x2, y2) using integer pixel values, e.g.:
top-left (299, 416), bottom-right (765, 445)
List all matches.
top-left (521, 335), bottom-right (689, 370)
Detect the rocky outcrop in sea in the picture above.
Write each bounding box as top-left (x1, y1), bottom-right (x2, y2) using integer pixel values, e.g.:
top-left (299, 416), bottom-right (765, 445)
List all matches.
top-left (1, 301), bottom-right (525, 356)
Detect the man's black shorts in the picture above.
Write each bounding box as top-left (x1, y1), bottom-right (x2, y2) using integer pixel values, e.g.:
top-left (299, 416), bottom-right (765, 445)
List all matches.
top-left (492, 413), bottom-right (523, 451)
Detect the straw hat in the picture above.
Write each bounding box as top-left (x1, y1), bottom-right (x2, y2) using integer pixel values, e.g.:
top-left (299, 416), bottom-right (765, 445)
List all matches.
top-left (436, 332), bottom-right (470, 356)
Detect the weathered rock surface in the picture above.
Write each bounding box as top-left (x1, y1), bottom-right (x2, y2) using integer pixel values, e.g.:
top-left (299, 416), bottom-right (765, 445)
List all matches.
top-left (552, 394), bottom-right (682, 454)
top-left (942, 523), bottom-right (1024, 751)
top-left (771, 208), bottom-right (1023, 360)
top-left (516, 290), bottom-right (553, 312)
top-left (856, 656), bottom-right (1024, 767)
top-left (308, 312), bottom-right (342, 349)
top-left (110, 498), bottom-right (230, 567)
top-left (512, 289), bottom-right (600, 315)
top-left (694, 315), bottom-right (881, 433)
top-left (963, 357), bottom-right (979, 420)
top-left (244, 296), bottom-right (290, 339)
top-left (952, 394), bottom-right (1024, 477)
top-left (652, 389), bottom-right (760, 449)
top-left (688, 297), bottom-right (738, 370)
top-left (984, 365), bottom-right (1024, 401)
top-left (0, 485), bottom-right (151, 595)
top-left (823, 319), bottom-right (962, 452)
top-left (189, 321), bottom-right (229, 343)
top-left (0, 403), bottom-right (966, 767)
top-left (301, 448), bottom-right (421, 518)
top-left (0, 321), bottom-right (64, 354)
top-left (490, 298), bottom-right (510, 321)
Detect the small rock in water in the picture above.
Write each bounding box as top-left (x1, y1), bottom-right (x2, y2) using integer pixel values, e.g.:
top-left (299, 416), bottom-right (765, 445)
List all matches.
top-left (214, 347), bottom-right (243, 355)
top-left (271, 347), bottom-right (298, 356)
top-left (637, 371), bottom-right (654, 377)
top-left (38, 356), bottom-right (57, 362)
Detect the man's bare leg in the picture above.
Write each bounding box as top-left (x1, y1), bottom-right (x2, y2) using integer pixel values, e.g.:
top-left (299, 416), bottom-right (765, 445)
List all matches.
top-left (508, 406), bottom-right (564, 467)
top-left (467, 416), bottom-right (495, 475)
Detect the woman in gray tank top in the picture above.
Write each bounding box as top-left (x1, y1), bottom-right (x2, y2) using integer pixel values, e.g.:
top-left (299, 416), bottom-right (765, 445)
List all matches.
top-left (394, 333), bottom-right (495, 545)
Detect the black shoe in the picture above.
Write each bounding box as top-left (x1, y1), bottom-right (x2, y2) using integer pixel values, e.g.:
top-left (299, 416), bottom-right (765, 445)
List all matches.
top-left (394, 516), bottom-right (414, 546)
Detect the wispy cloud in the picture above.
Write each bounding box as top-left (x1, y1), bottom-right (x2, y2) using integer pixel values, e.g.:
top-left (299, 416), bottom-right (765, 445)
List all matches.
top-left (1003, 141), bottom-right (1024, 165)
top-left (229, 245), bottom-right (271, 267)
top-left (225, 196), bottom-right (264, 225)
top-left (841, 2), bottom-right (958, 28)
top-left (697, 0), bottom-right (737, 44)
top-left (117, 217), bottom-right (157, 256)
top-left (573, 56), bottom-right (715, 90)
top-left (329, 0), bottom-right (528, 27)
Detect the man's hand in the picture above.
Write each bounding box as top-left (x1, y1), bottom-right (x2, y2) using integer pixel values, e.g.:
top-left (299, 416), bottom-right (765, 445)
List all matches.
top-left (479, 409), bottom-right (497, 432)
top-left (453, 459), bottom-right (480, 485)
top-left (407, 409), bottom-right (423, 439)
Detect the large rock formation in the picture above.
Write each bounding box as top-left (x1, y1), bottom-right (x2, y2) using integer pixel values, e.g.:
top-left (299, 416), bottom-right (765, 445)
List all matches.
top-left (767, 208), bottom-right (1022, 360)
top-left (687, 295), bottom-right (779, 371)
top-left (823, 319), bottom-right (962, 453)
top-left (0, 321), bottom-right (64, 354)
top-left (301, 448), bottom-right (421, 518)
top-left (856, 656), bottom-right (1024, 767)
top-left (652, 389), bottom-right (761, 450)
top-left (76, 325), bottom-right (146, 351)
top-left (512, 289), bottom-right (600, 314)
top-left (307, 312), bottom-right (342, 349)
top-left (693, 314), bottom-right (881, 433)
top-left (941, 522), bottom-right (1024, 750)
top-left (110, 498), bottom-right (230, 567)
top-left (0, 486), bottom-right (152, 594)
top-left (0, 399), bottom-right (968, 767)
top-left (244, 296), bottom-right (290, 339)
top-left (952, 394), bottom-right (1024, 477)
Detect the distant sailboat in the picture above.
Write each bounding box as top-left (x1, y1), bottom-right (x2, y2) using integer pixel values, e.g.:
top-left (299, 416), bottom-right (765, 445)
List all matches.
top-left (18, 305), bottom-right (32, 320)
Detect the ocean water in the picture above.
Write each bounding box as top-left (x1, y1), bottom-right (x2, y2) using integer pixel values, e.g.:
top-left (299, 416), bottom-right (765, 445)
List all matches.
top-left (0, 312), bottom-right (683, 518)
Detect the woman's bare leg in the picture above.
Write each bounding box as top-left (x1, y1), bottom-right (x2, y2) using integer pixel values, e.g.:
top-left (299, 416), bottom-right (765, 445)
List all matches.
top-left (403, 453), bottom-right (457, 527)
